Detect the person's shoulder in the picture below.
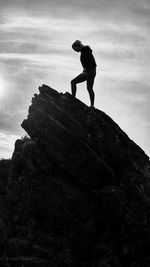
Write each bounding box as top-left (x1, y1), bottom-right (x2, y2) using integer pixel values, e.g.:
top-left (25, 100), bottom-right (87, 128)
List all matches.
top-left (83, 46), bottom-right (92, 53)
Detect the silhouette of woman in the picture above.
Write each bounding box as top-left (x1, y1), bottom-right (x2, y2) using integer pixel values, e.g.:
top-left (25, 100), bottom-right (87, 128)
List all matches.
top-left (71, 40), bottom-right (97, 108)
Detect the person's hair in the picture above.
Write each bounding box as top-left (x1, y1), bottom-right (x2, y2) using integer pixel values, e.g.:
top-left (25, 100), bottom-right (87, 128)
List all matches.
top-left (72, 40), bottom-right (82, 49)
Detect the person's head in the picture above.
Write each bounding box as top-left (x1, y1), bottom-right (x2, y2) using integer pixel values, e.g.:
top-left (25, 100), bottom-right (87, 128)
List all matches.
top-left (72, 40), bottom-right (83, 52)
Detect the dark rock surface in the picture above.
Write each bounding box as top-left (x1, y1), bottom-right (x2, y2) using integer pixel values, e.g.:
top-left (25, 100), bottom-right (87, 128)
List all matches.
top-left (0, 84), bottom-right (150, 266)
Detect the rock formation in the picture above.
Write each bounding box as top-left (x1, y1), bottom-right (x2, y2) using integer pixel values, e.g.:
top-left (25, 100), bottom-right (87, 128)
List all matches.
top-left (0, 84), bottom-right (150, 266)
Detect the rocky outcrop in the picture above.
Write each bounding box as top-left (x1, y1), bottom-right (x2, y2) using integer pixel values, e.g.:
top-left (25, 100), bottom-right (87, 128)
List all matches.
top-left (0, 84), bottom-right (150, 266)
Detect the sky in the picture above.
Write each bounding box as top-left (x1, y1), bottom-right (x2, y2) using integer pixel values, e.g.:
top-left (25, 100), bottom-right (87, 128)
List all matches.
top-left (0, 0), bottom-right (150, 159)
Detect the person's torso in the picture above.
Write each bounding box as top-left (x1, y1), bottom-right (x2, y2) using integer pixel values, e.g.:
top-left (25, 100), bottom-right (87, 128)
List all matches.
top-left (80, 46), bottom-right (97, 70)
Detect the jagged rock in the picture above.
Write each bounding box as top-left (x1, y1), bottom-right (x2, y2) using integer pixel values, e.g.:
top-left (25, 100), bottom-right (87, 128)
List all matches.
top-left (0, 159), bottom-right (11, 191)
top-left (8, 238), bottom-right (30, 256)
top-left (0, 84), bottom-right (150, 266)
top-left (22, 85), bottom-right (149, 184)
top-left (31, 244), bottom-right (53, 258)
top-left (22, 86), bottom-right (115, 190)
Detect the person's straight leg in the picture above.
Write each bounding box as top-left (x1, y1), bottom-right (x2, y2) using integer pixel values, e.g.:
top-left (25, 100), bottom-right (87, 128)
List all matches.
top-left (71, 72), bottom-right (86, 97)
top-left (86, 69), bottom-right (96, 107)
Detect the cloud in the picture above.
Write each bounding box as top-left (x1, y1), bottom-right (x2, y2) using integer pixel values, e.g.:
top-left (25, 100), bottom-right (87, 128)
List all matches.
top-left (0, 9), bottom-right (149, 85)
top-left (0, 105), bottom-right (24, 133)
top-left (0, 132), bottom-right (20, 159)
top-left (0, 2), bottom-right (149, 158)
top-left (1, 8), bottom-right (99, 34)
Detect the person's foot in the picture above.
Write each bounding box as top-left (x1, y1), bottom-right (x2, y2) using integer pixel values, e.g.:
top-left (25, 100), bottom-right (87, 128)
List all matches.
top-left (89, 105), bottom-right (95, 113)
top-left (90, 105), bottom-right (95, 109)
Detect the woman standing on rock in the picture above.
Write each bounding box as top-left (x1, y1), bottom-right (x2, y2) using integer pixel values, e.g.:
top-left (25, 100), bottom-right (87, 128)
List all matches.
top-left (71, 40), bottom-right (97, 108)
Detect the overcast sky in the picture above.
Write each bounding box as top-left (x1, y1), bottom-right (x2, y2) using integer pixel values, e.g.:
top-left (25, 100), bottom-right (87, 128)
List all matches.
top-left (0, 0), bottom-right (150, 158)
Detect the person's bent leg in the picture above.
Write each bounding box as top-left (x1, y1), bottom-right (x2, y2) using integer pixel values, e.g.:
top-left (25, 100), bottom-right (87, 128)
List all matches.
top-left (71, 72), bottom-right (86, 98)
top-left (86, 71), bottom-right (96, 107)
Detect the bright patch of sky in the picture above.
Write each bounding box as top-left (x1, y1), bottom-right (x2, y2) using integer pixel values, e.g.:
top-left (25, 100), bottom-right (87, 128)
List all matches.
top-left (0, 0), bottom-right (149, 158)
